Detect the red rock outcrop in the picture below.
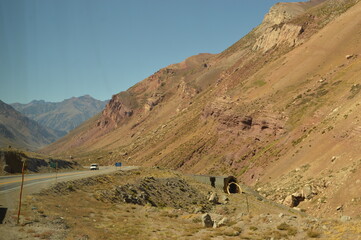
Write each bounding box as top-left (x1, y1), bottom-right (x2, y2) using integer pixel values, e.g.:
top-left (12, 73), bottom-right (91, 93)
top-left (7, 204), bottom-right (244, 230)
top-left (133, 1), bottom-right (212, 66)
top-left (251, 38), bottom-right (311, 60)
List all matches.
top-left (97, 93), bottom-right (134, 129)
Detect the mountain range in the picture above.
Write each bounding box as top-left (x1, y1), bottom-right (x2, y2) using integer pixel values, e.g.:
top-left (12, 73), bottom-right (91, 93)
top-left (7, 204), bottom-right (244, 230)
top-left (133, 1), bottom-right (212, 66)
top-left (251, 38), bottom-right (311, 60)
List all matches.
top-left (11, 95), bottom-right (108, 136)
top-left (0, 100), bottom-right (63, 150)
top-left (0, 95), bottom-right (107, 150)
top-left (43, 0), bottom-right (361, 218)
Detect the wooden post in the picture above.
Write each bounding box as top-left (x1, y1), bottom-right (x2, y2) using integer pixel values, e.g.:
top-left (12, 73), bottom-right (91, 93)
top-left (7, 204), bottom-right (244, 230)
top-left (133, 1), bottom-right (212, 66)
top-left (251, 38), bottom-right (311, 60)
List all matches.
top-left (17, 160), bottom-right (26, 224)
top-left (55, 161), bottom-right (58, 183)
top-left (246, 195), bottom-right (250, 215)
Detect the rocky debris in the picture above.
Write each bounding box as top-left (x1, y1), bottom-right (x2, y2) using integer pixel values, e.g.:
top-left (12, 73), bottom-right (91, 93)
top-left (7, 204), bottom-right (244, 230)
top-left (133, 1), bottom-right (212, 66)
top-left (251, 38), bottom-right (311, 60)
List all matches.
top-left (346, 54), bottom-right (356, 59)
top-left (302, 184), bottom-right (314, 199)
top-left (259, 159), bottom-right (361, 218)
top-left (258, 166), bottom-right (334, 208)
top-left (208, 192), bottom-right (219, 204)
top-left (341, 216), bottom-right (351, 222)
top-left (282, 193), bottom-right (305, 207)
top-left (219, 195), bottom-right (229, 204)
top-left (214, 217), bottom-right (229, 228)
top-left (40, 174), bottom-right (115, 195)
top-left (201, 213), bottom-right (229, 229)
top-left (201, 213), bottom-right (214, 228)
top-left (96, 177), bottom-right (209, 211)
top-left (12, 165), bottom-right (361, 240)
top-left (283, 195), bottom-right (295, 207)
top-left (193, 205), bottom-right (208, 214)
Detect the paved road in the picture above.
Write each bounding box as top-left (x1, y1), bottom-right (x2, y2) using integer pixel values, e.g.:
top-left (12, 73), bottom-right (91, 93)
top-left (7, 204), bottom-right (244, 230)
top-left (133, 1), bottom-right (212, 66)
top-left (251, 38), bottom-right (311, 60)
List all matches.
top-left (0, 166), bottom-right (137, 214)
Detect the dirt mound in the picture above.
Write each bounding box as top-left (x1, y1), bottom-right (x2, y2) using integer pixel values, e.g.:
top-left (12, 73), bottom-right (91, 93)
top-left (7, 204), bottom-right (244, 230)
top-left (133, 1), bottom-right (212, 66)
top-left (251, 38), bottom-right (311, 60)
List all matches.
top-left (96, 176), bottom-right (209, 210)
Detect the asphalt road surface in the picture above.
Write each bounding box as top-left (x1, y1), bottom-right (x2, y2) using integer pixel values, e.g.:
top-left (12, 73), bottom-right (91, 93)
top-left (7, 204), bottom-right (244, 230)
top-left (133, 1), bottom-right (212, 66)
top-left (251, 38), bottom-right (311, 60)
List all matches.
top-left (0, 166), bottom-right (137, 220)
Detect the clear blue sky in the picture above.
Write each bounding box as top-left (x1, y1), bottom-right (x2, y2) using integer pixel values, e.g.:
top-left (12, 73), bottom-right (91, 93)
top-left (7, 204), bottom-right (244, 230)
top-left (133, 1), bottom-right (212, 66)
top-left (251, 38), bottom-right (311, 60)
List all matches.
top-left (0, 0), bottom-right (301, 104)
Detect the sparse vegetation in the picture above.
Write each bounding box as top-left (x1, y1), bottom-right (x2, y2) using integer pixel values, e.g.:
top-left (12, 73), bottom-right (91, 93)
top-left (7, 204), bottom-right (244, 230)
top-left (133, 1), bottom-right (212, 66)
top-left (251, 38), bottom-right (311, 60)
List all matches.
top-left (66, 184), bottom-right (75, 191)
top-left (307, 229), bottom-right (321, 238)
top-left (277, 222), bottom-right (291, 230)
top-left (348, 84), bottom-right (361, 99)
top-left (253, 79), bottom-right (267, 87)
top-left (249, 226), bottom-right (258, 231)
top-left (277, 222), bottom-right (298, 236)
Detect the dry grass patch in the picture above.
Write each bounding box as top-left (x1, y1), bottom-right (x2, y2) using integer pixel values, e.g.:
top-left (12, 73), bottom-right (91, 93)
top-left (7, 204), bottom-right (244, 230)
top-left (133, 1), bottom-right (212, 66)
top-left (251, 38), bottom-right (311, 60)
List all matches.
top-left (307, 229), bottom-right (321, 238)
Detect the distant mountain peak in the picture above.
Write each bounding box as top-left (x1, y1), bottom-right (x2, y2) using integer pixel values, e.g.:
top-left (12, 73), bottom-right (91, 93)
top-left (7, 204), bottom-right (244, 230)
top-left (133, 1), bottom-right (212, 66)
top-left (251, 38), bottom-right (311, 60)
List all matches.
top-left (30, 99), bottom-right (46, 104)
top-left (11, 96), bottom-right (108, 137)
top-left (0, 101), bottom-right (62, 150)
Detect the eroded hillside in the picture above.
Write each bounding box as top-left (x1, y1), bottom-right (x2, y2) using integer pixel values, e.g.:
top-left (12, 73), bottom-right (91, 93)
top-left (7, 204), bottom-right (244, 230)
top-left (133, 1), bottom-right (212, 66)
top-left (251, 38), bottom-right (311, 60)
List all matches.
top-left (43, 0), bottom-right (361, 219)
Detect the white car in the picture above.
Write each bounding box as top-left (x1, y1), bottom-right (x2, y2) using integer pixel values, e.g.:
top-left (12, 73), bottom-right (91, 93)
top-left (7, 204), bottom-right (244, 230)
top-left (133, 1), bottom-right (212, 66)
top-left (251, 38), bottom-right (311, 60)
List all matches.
top-left (90, 163), bottom-right (99, 170)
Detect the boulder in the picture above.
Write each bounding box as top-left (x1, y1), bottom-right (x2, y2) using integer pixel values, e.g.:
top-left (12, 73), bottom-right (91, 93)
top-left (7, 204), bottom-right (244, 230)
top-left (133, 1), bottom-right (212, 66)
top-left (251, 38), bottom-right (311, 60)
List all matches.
top-left (283, 195), bottom-right (295, 207)
top-left (208, 192), bottom-right (219, 204)
top-left (201, 213), bottom-right (214, 228)
top-left (219, 195), bottom-right (229, 204)
top-left (218, 217), bottom-right (228, 227)
top-left (336, 205), bottom-right (343, 211)
top-left (283, 193), bottom-right (304, 207)
top-left (302, 184), bottom-right (313, 199)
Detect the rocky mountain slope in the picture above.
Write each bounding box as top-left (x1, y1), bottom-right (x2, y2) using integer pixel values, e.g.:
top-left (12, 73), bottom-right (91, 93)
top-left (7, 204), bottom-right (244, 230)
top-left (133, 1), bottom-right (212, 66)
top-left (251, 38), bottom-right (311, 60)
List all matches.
top-left (44, 0), bottom-right (361, 219)
top-left (0, 148), bottom-right (80, 175)
top-left (0, 101), bottom-right (63, 150)
top-left (11, 95), bottom-right (107, 136)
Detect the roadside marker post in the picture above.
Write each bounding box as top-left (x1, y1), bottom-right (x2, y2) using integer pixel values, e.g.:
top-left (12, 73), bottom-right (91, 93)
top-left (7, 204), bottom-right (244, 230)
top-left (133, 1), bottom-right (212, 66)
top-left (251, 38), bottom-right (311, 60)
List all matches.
top-left (50, 161), bottom-right (58, 183)
top-left (17, 159), bottom-right (26, 225)
top-left (55, 161), bottom-right (58, 183)
top-left (246, 195), bottom-right (250, 215)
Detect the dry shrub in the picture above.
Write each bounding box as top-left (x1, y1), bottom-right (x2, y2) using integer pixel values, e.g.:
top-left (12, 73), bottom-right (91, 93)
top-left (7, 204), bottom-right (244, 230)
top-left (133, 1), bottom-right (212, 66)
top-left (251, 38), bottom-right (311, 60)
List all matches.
top-left (307, 229), bottom-right (321, 238)
top-left (33, 231), bottom-right (53, 239)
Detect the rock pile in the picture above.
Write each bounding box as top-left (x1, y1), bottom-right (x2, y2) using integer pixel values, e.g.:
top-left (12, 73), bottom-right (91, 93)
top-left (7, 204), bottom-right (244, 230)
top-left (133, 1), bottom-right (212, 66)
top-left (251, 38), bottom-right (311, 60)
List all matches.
top-left (96, 176), bottom-right (209, 211)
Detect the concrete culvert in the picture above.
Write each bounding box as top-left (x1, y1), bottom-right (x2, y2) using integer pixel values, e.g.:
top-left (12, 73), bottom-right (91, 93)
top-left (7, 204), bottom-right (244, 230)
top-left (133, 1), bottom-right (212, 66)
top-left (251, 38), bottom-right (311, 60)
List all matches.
top-left (227, 182), bottom-right (242, 194)
top-left (189, 175), bottom-right (242, 194)
top-left (223, 176), bottom-right (242, 194)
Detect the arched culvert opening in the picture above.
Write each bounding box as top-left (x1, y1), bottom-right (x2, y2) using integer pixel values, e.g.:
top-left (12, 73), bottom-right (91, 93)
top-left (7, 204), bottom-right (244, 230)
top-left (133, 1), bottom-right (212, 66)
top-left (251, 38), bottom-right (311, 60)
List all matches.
top-left (227, 182), bottom-right (242, 194)
top-left (223, 176), bottom-right (242, 194)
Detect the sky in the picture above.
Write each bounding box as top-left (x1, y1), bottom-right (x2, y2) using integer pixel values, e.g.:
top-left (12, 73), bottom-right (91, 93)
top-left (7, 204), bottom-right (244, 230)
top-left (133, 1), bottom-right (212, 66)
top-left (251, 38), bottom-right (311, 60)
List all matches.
top-left (0, 0), bottom-right (303, 104)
